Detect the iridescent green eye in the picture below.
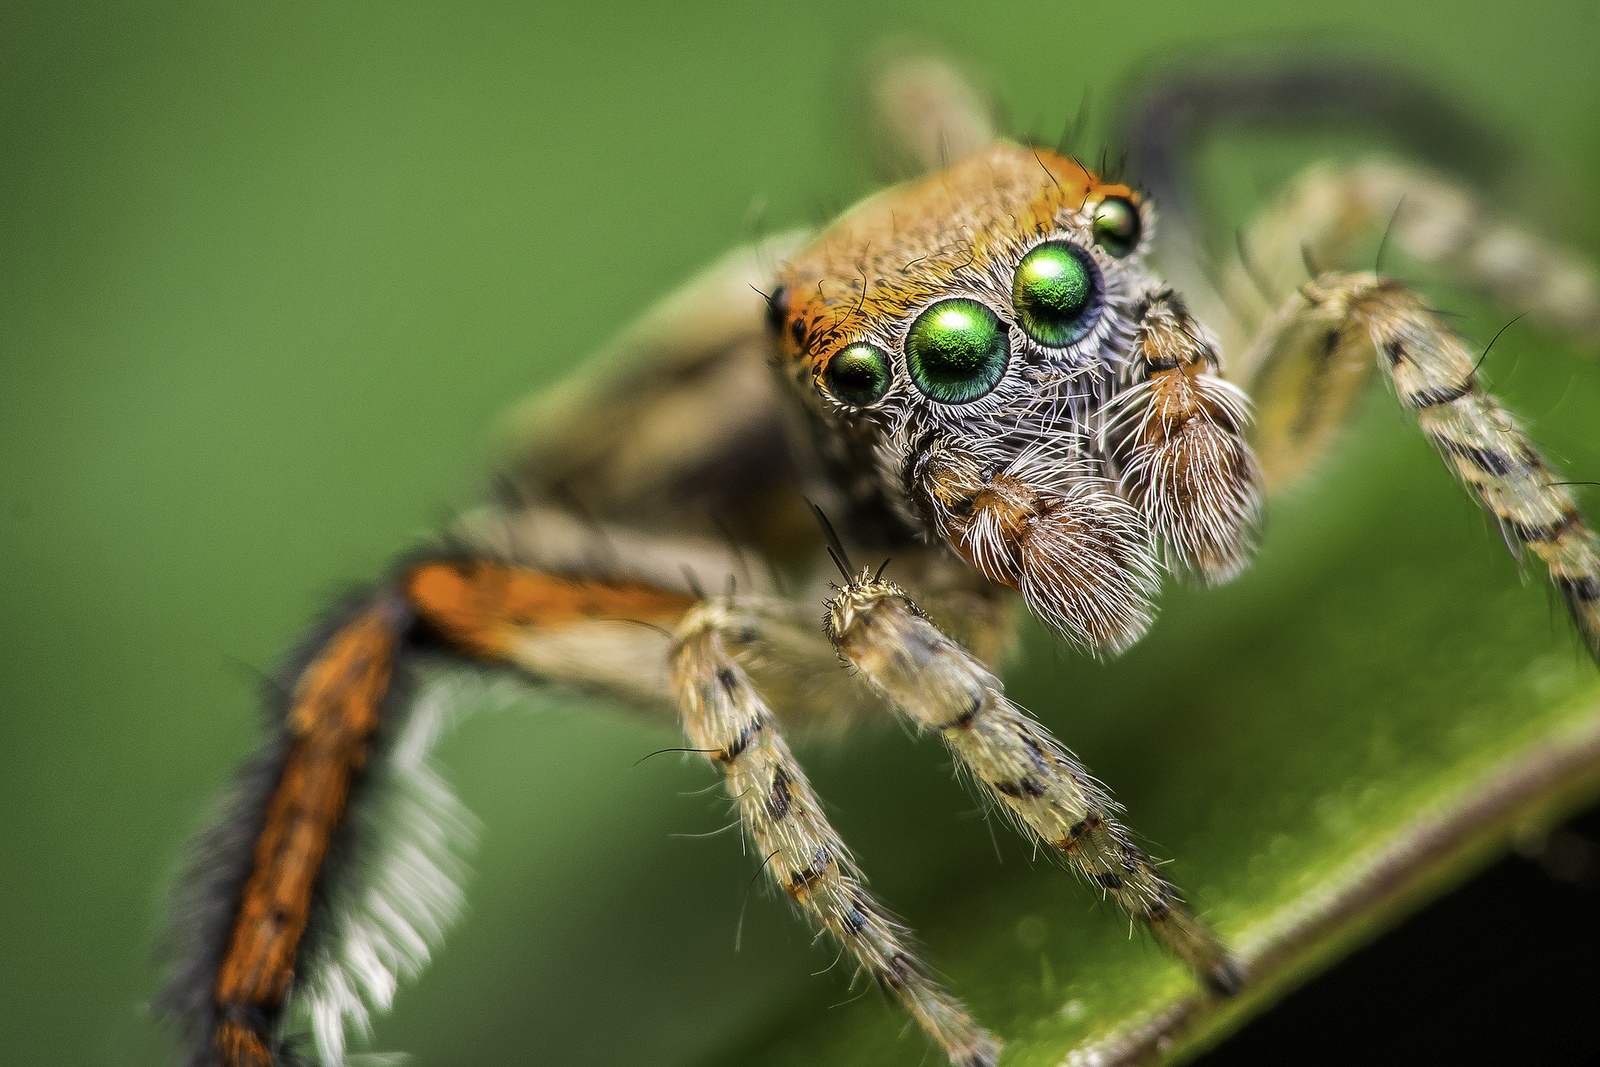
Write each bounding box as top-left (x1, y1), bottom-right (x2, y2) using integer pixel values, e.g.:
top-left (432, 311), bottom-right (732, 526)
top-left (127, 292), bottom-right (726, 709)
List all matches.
top-left (1091, 196), bottom-right (1141, 257)
top-left (904, 298), bottom-right (1008, 404)
top-left (1011, 241), bottom-right (1101, 346)
top-left (823, 343), bottom-right (890, 406)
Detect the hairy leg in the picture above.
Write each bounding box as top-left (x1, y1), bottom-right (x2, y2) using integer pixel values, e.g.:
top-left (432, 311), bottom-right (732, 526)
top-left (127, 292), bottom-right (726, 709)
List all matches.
top-left (165, 499), bottom-right (1022, 1067)
top-left (673, 595), bottom-right (1000, 1067)
top-left (827, 569), bottom-right (1243, 994)
top-left (1203, 158), bottom-right (1600, 415)
top-left (865, 49), bottom-right (999, 177)
top-left (1216, 159), bottom-right (1600, 367)
top-left (162, 553), bottom-right (706, 1067)
top-left (1243, 270), bottom-right (1600, 659)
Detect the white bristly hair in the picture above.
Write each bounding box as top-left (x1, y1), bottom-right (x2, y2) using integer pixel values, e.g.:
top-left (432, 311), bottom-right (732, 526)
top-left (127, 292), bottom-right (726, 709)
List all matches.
top-left (295, 671), bottom-right (522, 1066)
top-left (1110, 371), bottom-right (1261, 583)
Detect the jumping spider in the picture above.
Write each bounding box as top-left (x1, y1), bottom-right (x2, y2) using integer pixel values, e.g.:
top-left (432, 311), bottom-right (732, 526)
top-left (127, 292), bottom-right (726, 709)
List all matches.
top-left (161, 53), bottom-right (1600, 1067)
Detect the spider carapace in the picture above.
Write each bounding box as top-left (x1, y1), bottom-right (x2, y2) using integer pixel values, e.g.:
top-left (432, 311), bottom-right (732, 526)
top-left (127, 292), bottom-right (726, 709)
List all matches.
top-left (162, 55), bottom-right (1600, 1067)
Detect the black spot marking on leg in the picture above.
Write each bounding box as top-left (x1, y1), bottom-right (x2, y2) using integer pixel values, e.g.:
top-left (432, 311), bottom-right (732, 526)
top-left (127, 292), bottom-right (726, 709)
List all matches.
top-left (716, 667), bottom-right (739, 695)
top-left (784, 848), bottom-right (830, 900)
top-left (766, 767), bottom-right (792, 821)
top-left (1095, 871), bottom-right (1124, 890)
top-left (1433, 434), bottom-right (1517, 477)
top-left (715, 715), bottom-right (765, 765)
top-left (1319, 327), bottom-right (1341, 367)
top-left (1120, 843), bottom-right (1152, 872)
top-left (1018, 730), bottom-right (1050, 773)
top-left (1205, 956), bottom-right (1246, 997)
top-left (1404, 377), bottom-right (1476, 409)
top-left (993, 776), bottom-right (1047, 799)
top-left (875, 953), bottom-right (919, 993)
top-left (1384, 339), bottom-right (1406, 366)
top-left (942, 694), bottom-right (982, 731)
top-left (1144, 900), bottom-right (1172, 924)
top-left (1057, 808), bottom-right (1103, 852)
top-left (1558, 575), bottom-right (1600, 603)
top-left (1509, 509), bottom-right (1580, 546)
top-left (842, 907), bottom-right (868, 936)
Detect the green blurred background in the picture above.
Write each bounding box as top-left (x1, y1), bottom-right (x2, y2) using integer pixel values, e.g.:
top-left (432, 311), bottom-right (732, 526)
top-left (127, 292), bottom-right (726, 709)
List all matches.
top-left (3, 2), bottom-right (1598, 1066)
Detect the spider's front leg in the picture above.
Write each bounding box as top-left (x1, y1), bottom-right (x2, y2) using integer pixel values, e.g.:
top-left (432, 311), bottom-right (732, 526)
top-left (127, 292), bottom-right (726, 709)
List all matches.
top-left (1244, 271), bottom-right (1600, 658)
top-left (671, 597), bottom-right (1001, 1067)
top-left (826, 572), bottom-right (1244, 996)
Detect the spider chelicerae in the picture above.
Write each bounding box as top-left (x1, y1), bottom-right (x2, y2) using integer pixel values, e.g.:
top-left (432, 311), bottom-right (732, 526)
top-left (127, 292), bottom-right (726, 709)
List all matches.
top-left (160, 52), bottom-right (1600, 1067)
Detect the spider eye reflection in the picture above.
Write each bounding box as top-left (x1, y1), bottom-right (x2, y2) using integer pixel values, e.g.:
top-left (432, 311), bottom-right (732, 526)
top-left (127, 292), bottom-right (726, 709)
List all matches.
top-left (905, 298), bottom-right (1008, 404)
top-left (1091, 196), bottom-right (1141, 257)
top-left (823, 343), bottom-right (891, 406)
top-left (1012, 241), bottom-right (1101, 346)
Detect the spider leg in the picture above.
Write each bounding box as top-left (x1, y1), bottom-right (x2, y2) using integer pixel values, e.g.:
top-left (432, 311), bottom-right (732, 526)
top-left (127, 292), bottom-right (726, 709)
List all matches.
top-left (1243, 270), bottom-right (1600, 661)
top-left (827, 571), bottom-right (1244, 996)
top-left (1114, 54), bottom-right (1516, 255)
top-left (169, 510), bottom-right (1009, 1067)
top-left (865, 48), bottom-right (999, 177)
top-left (673, 595), bottom-right (1000, 1067)
top-left (1215, 159), bottom-right (1600, 379)
top-left (194, 595), bottom-right (414, 1067)
top-left (166, 555), bottom-right (703, 1067)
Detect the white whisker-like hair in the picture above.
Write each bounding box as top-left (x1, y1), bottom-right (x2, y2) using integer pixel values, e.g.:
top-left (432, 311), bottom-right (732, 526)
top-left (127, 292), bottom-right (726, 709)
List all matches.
top-left (295, 672), bottom-right (522, 1066)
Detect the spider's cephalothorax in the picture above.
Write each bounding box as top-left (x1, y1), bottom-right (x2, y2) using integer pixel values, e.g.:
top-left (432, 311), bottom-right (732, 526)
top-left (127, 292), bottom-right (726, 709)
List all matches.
top-left (160, 54), bottom-right (1600, 1067)
top-left (768, 143), bottom-right (1260, 654)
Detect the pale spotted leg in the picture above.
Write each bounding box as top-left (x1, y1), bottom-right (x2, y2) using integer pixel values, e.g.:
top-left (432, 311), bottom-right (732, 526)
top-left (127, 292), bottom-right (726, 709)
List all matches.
top-left (827, 573), bottom-right (1243, 994)
top-left (672, 596), bottom-right (1002, 1067)
top-left (1244, 271), bottom-right (1600, 657)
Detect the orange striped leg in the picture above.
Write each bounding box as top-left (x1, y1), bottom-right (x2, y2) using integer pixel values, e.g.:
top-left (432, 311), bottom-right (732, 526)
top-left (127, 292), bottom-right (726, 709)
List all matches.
top-left (180, 559), bottom-right (696, 1067)
top-left (404, 558), bottom-right (697, 657)
top-left (209, 596), bottom-right (409, 1066)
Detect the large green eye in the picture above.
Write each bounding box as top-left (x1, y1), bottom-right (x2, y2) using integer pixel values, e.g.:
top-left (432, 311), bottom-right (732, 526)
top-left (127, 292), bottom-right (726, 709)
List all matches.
top-left (1011, 241), bottom-right (1101, 346)
top-left (823, 343), bottom-right (891, 406)
top-left (1091, 196), bottom-right (1141, 257)
top-left (905, 298), bottom-right (1008, 404)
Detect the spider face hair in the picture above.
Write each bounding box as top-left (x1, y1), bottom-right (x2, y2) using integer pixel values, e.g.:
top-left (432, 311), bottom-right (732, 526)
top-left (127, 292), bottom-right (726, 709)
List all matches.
top-left (771, 142), bottom-right (1260, 654)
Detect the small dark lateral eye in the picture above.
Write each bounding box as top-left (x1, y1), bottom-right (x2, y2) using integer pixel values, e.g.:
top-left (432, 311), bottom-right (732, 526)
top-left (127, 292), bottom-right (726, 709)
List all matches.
top-left (823, 343), bottom-right (891, 407)
top-left (765, 285), bottom-right (787, 334)
top-left (1091, 196), bottom-right (1141, 258)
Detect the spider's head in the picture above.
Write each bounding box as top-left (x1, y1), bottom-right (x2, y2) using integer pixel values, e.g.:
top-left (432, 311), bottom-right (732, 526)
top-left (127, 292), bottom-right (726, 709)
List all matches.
top-left (768, 141), bottom-right (1205, 655)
